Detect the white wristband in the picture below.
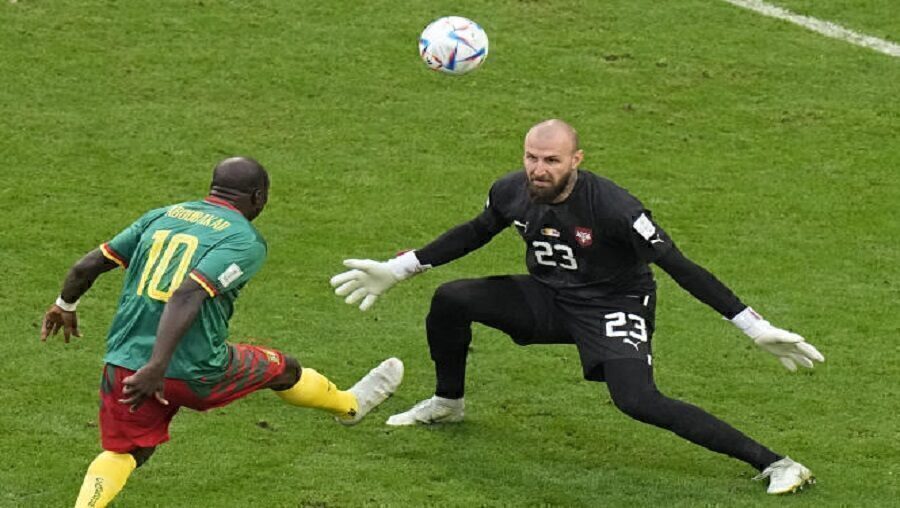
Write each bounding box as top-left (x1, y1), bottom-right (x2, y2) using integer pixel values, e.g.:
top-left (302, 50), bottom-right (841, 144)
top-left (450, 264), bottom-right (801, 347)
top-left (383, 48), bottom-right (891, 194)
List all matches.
top-left (730, 306), bottom-right (769, 339)
top-left (386, 250), bottom-right (430, 281)
top-left (55, 296), bottom-right (79, 312)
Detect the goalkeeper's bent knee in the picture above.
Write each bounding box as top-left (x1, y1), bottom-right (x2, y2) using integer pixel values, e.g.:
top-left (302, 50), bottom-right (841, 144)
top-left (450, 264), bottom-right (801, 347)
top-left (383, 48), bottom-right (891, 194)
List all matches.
top-left (275, 367), bottom-right (358, 418)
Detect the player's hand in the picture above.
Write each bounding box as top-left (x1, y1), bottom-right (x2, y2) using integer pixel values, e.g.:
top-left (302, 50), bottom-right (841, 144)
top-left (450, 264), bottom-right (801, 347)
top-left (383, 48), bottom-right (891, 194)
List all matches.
top-left (752, 330), bottom-right (824, 372)
top-left (120, 365), bottom-right (169, 412)
top-left (330, 251), bottom-right (426, 311)
top-left (40, 304), bottom-right (82, 343)
top-left (731, 307), bottom-right (825, 372)
top-left (330, 259), bottom-right (399, 311)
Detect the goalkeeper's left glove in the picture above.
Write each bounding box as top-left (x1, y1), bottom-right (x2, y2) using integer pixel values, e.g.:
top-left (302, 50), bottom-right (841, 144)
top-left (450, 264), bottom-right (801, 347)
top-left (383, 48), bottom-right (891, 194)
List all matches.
top-left (731, 307), bottom-right (825, 372)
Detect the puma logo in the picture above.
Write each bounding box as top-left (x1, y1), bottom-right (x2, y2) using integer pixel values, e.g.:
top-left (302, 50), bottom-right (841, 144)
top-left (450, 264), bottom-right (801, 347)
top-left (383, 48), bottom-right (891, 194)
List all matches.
top-left (623, 338), bottom-right (642, 351)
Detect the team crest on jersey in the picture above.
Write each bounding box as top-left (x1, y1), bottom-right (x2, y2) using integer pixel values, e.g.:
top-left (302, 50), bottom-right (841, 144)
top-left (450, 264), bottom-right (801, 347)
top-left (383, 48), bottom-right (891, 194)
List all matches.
top-left (541, 228), bottom-right (560, 238)
top-left (574, 227), bottom-right (593, 247)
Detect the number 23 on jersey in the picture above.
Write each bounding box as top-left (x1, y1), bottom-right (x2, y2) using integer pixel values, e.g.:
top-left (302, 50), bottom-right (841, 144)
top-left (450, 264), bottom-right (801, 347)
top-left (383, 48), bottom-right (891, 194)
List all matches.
top-left (532, 240), bottom-right (578, 270)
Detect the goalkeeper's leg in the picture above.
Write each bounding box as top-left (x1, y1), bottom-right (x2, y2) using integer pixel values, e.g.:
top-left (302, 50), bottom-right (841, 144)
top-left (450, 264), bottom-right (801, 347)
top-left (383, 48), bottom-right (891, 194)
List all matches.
top-left (389, 276), bottom-right (555, 426)
top-left (603, 358), bottom-right (781, 471)
top-left (425, 276), bottom-right (567, 399)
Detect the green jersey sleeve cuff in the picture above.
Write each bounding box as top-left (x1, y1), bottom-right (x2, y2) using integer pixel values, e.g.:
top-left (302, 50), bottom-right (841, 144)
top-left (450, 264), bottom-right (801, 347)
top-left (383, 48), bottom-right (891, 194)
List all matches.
top-left (189, 270), bottom-right (219, 297)
top-left (100, 243), bottom-right (129, 268)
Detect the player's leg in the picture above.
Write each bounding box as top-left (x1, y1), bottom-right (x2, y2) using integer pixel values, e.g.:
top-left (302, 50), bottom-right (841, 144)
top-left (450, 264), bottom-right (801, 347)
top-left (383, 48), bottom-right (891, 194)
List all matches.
top-left (604, 358), bottom-right (782, 470)
top-left (604, 359), bottom-right (813, 493)
top-left (268, 354), bottom-right (403, 425)
top-left (566, 294), bottom-right (785, 472)
top-left (268, 355), bottom-right (357, 416)
top-left (182, 344), bottom-right (401, 425)
top-left (428, 275), bottom-right (563, 398)
top-left (173, 344), bottom-right (347, 414)
top-left (74, 451), bottom-right (137, 508)
top-left (388, 275), bottom-right (565, 426)
top-left (76, 365), bottom-right (177, 507)
top-left (74, 447), bottom-right (156, 508)
top-left (569, 292), bottom-right (814, 493)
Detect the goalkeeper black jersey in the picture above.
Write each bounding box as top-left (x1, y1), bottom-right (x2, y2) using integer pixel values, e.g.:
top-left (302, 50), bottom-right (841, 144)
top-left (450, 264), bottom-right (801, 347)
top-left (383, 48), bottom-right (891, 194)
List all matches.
top-left (417, 169), bottom-right (673, 299)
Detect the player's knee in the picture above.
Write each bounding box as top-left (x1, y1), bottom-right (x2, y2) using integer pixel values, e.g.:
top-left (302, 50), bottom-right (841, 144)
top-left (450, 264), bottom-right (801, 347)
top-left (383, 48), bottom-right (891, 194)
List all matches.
top-left (430, 280), bottom-right (476, 319)
top-left (129, 446), bottom-right (156, 468)
top-left (609, 387), bottom-right (660, 424)
top-left (267, 355), bottom-right (301, 390)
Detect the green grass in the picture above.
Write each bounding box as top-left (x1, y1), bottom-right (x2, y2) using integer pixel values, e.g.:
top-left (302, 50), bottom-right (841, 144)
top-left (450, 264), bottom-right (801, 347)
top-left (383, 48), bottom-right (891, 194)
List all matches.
top-left (767, 0), bottom-right (900, 40)
top-left (1, 0), bottom-right (898, 506)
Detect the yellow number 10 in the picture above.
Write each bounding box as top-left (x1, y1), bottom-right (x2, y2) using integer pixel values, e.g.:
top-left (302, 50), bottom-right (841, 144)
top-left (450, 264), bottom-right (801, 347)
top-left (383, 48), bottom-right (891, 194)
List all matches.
top-left (137, 229), bottom-right (200, 302)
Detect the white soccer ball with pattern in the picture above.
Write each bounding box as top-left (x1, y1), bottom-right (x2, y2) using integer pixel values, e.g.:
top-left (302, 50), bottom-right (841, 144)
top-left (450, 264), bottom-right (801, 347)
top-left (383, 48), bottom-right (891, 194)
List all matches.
top-left (418, 16), bottom-right (489, 75)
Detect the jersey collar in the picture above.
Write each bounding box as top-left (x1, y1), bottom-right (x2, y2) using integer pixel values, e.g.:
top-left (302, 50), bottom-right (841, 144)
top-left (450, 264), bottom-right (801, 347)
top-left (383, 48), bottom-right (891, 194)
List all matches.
top-left (204, 195), bottom-right (241, 212)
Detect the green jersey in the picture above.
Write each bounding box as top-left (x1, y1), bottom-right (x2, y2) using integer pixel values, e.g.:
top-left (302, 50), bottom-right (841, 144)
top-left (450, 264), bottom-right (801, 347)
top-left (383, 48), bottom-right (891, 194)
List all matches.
top-left (101, 197), bottom-right (267, 380)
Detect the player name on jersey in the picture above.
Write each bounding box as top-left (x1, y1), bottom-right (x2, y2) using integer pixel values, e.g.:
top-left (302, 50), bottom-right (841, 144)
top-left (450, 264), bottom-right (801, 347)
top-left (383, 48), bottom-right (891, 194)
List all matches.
top-left (166, 205), bottom-right (232, 231)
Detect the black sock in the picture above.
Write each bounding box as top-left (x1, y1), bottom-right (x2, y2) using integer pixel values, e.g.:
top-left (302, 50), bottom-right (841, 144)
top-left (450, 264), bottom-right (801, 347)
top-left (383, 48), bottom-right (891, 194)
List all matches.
top-left (426, 295), bottom-right (472, 400)
top-left (426, 320), bottom-right (472, 399)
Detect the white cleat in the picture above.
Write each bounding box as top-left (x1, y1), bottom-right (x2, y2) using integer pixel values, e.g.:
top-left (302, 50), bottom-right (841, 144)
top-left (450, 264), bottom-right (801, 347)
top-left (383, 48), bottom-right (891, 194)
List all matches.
top-left (386, 395), bottom-right (465, 426)
top-left (753, 456), bottom-right (815, 494)
top-left (337, 357), bottom-right (404, 426)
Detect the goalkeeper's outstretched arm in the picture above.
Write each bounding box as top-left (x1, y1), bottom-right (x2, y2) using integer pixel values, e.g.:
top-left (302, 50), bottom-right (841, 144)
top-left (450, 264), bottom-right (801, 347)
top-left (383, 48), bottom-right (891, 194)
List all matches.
top-left (655, 245), bottom-right (824, 371)
top-left (330, 209), bottom-right (507, 311)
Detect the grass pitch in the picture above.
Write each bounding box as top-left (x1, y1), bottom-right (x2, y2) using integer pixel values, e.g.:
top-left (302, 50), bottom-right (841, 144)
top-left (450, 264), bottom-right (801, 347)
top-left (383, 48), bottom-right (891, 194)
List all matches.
top-left (1, 1), bottom-right (898, 506)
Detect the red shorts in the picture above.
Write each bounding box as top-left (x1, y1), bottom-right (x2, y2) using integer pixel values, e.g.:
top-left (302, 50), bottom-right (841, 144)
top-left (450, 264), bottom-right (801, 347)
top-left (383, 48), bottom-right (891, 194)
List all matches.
top-left (99, 344), bottom-right (287, 453)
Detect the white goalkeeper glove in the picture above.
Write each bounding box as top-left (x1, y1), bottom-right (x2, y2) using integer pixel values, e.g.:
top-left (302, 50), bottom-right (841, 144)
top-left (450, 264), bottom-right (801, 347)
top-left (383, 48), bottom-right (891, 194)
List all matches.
top-left (329, 251), bottom-right (428, 311)
top-left (731, 307), bottom-right (825, 372)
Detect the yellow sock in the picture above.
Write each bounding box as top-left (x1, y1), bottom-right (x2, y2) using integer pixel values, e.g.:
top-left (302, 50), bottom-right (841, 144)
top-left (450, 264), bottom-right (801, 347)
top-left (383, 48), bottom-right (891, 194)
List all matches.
top-left (276, 368), bottom-right (358, 418)
top-left (74, 451), bottom-right (137, 508)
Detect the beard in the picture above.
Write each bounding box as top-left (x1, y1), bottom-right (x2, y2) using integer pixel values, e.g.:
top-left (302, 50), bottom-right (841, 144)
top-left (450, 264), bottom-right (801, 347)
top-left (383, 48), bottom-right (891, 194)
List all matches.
top-left (527, 176), bottom-right (570, 204)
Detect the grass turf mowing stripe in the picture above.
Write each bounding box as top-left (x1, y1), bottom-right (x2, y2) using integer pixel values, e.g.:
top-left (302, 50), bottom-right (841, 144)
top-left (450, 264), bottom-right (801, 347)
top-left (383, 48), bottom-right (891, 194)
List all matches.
top-left (723, 0), bottom-right (900, 57)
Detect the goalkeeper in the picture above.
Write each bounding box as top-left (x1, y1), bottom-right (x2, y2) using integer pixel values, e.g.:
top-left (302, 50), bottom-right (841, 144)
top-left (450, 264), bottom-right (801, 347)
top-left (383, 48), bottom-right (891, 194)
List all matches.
top-left (331, 119), bottom-right (824, 495)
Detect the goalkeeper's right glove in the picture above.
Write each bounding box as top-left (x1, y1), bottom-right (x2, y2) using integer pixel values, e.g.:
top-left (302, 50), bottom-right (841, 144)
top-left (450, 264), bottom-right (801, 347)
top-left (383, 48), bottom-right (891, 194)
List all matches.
top-left (329, 251), bottom-right (427, 311)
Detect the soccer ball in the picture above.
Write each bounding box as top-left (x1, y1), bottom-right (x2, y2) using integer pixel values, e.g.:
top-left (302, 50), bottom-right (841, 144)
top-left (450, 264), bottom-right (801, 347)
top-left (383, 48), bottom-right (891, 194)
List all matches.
top-left (418, 16), bottom-right (489, 75)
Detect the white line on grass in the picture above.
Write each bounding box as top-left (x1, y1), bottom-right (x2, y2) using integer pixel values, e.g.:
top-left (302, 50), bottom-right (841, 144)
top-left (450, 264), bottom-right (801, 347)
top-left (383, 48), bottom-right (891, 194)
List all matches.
top-left (722, 0), bottom-right (900, 57)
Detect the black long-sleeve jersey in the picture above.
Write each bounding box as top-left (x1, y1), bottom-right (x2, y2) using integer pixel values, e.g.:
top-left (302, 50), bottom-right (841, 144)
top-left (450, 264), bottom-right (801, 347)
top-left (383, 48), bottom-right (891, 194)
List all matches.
top-left (416, 169), bottom-right (745, 317)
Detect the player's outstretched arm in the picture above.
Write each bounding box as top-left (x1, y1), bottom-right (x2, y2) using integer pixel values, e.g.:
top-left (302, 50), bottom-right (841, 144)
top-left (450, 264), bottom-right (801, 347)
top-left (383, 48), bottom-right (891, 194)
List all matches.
top-left (654, 246), bottom-right (824, 371)
top-left (119, 278), bottom-right (208, 411)
top-left (330, 251), bottom-right (427, 311)
top-left (41, 248), bottom-right (119, 342)
top-left (330, 211), bottom-right (506, 311)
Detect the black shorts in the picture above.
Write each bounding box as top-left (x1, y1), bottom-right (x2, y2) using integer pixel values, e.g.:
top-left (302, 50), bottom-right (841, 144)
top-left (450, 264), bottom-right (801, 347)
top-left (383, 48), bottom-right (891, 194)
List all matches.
top-left (451, 275), bottom-right (656, 381)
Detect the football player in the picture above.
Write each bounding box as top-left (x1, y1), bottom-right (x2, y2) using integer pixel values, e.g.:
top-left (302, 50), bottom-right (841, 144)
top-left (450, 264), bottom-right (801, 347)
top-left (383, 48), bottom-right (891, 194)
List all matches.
top-left (43, 157), bottom-right (403, 507)
top-left (331, 120), bottom-right (823, 494)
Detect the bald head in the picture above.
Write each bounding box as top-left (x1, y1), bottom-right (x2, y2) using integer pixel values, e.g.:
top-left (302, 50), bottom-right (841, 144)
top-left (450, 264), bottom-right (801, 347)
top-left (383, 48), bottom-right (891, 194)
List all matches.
top-left (209, 156), bottom-right (269, 221)
top-left (525, 119), bottom-right (579, 155)
top-left (212, 157), bottom-right (269, 193)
